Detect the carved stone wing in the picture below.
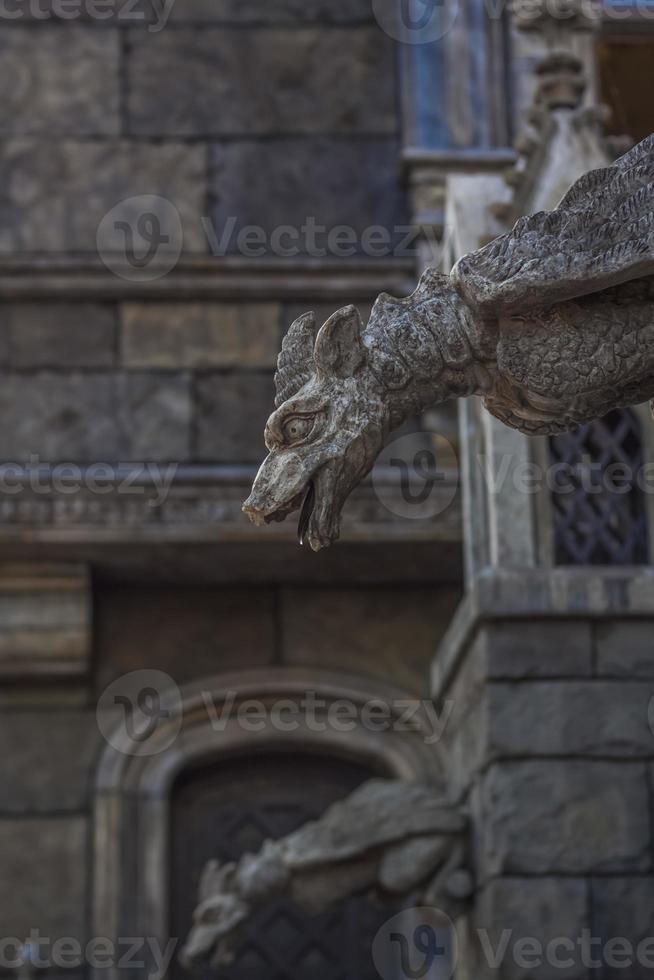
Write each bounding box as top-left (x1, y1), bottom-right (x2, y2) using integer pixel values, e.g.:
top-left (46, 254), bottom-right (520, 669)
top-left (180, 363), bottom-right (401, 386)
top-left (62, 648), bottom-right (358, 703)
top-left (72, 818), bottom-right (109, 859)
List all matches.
top-left (453, 133), bottom-right (654, 316)
top-left (274, 311), bottom-right (316, 407)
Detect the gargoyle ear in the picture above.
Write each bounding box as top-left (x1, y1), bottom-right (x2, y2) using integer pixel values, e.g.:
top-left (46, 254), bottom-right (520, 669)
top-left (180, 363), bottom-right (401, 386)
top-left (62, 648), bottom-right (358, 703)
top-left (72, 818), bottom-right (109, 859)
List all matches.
top-left (313, 305), bottom-right (365, 379)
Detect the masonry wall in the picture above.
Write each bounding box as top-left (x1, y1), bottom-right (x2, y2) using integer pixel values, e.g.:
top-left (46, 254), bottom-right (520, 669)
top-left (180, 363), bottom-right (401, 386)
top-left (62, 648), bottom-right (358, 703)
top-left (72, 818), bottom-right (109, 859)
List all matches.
top-left (437, 608), bottom-right (654, 980)
top-left (0, 583), bottom-right (461, 959)
top-left (0, 1), bottom-right (460, 969)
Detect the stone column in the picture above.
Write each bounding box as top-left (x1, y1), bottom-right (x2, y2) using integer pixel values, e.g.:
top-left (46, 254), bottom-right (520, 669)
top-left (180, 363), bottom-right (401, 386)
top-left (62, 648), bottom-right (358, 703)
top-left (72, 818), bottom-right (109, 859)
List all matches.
top-left (433, 8), bottom-right (654, 977)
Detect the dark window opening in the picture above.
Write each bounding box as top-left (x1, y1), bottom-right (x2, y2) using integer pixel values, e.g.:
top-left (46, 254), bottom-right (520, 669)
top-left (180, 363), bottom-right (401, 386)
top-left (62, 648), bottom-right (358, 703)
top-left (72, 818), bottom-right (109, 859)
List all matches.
top-left (170, 752), bottom-right (398, 980)
top-left (598, 35), bottom-right (654, 142)
top-left (549, 408), bottom-right (649, 565)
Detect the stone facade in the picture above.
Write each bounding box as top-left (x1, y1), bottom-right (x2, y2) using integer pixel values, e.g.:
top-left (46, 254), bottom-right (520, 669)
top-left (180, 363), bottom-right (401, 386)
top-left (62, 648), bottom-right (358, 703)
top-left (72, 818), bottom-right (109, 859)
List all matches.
top-left (0, 2), bottom-right (456, 971)
top-left (0, 2), bottom-right (653, 979)
top-left (436, 571), bottom-right (654, 979)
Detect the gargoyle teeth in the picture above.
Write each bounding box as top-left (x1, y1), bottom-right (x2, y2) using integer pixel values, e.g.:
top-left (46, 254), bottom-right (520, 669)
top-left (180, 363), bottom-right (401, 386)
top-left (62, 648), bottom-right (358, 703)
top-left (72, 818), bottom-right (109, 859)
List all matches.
top-left (297, 481), bottom-right (316, 546)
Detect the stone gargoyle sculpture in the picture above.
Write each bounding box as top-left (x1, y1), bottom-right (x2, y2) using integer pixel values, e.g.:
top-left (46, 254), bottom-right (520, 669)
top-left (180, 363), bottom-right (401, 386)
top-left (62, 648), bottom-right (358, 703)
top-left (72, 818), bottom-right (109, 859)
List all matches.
top-left (180, 779), bottom-right (470, 969)
top-left (242, 133), bottom-right (654, 550)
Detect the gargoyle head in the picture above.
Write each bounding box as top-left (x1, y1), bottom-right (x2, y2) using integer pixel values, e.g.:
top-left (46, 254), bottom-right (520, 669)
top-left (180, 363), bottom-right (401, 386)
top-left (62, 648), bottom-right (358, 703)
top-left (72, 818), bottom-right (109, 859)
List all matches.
top-left (178, 860), bottom-right (248, 969)
top-left (242, 305), bottom-right (387, 551)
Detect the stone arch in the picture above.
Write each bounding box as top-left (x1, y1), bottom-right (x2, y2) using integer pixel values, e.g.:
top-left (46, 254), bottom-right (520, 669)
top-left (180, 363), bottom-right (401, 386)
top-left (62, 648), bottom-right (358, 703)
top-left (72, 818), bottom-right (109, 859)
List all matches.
top-left (92, 668), bottom-right (442, 978)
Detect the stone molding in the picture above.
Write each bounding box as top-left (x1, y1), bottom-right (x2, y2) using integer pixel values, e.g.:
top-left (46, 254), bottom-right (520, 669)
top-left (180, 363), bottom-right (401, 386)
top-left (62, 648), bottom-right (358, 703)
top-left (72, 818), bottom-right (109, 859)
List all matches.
top-left (0, 562), bottom-right (91, 680)
top-left (0, 464), bottom-right (461, 546)
top-left (0, 256), bottom-right (416, 302)
top-left (432, 566), bottom-right (654, 702)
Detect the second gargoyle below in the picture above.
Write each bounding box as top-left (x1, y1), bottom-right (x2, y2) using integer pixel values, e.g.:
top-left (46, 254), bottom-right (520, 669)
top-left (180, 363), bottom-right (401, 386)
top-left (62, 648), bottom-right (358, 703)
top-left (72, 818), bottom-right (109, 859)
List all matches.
top-left (243, 133), bottom-right (654, 551)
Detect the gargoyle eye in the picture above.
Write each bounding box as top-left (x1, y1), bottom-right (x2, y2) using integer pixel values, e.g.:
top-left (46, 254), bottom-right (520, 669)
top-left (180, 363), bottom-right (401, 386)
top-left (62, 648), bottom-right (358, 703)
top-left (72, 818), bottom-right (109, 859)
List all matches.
top-left (281, 415), bottom-right (314, 445)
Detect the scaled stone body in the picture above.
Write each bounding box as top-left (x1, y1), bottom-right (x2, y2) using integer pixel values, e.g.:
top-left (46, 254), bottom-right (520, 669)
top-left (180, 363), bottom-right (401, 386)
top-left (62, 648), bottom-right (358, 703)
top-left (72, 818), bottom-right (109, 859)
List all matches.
top-left (243, 134), bottom-right (654, 549)
top-left (180, 779), bottom-right (469, 969)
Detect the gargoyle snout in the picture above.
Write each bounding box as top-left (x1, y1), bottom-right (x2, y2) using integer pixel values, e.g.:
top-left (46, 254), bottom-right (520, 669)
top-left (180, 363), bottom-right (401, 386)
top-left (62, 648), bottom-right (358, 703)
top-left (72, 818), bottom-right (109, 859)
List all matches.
top-left (242, 451), bottom-right (309, 525)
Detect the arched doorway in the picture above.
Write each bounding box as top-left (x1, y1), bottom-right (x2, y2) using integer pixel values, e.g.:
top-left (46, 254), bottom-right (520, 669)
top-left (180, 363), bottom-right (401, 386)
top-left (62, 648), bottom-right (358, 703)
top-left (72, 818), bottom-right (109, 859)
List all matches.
top-left (171, 751), bottom-right (391, 980)
top-left (93, 669), bottom-right (442, 980)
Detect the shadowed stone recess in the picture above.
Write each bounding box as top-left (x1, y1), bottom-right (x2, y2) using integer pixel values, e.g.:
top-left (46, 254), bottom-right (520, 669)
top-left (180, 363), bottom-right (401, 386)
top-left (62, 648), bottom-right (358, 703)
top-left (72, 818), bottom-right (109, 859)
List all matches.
top-left (94, 585), bottom-right (276, 691)
top-left (0, 817), bottom-right (87, 940)
top-left (210, 139), bottom-right (405, 254)
top-left (280, 587), bottom-right (461, 694)
top-left (0, 25), bottom-right (119, 136)
top-left (127, 28), bottom-right (397, 136)
top-left (0, 711), bottom-right (98, 812)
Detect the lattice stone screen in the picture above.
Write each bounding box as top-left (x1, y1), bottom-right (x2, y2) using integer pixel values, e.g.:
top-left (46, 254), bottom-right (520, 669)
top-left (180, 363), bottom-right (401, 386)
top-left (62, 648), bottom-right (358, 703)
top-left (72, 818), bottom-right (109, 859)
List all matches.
top-left (549, 409), bottom-right (649, 566)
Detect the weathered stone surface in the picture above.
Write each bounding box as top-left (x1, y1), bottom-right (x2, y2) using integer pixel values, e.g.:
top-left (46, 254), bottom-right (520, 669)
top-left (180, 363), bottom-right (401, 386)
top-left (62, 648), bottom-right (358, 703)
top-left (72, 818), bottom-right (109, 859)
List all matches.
top-left (0, 303), bottom-right (117, 368)
top-left (0, 317), bottom-right (10, 366)
top-left (0, 371), bottom-right (120, 460)
top-left (182, 780), bottom-right (468, 968)
top-left (194, 372), bottom-right (274, 462)
top-left (282, 302), bottom-right (374, 333)
top-left (127, 29), bottom-right (397, 136)
top-left (0, 711), bottom-right (98, 812)
top-left (477, 761), bottom-right (650, 878)
top-left (280, 587), bottom-right (461, 694)
top-left (0, 25), bottom-right (119, 135)
top-left (488, 681), bottom-right (654, 758)
top-left (121, 303), bottom-right (280, 368)
top-left (0, 371), bottom-right (191, 461)
top-left (596, 621), bottom-right (654, 677)
top-left (591, 878), bottom-right (654, 978)
top-left (0, 564), bottom-right (91, 679)
top-left (94, 585), bottom-right (275, 690)
top-left (0, 817), bottom-right (86, 939)
top-left (482, 621), bottom-right (593, 678)
top-left (0, 139), bottom-right (205, 252)
top-left (211, 139), bottom-right (405, 254)
top-left (244, 135), bottom-right (654, 550)
top-left (116, 372), bottom-right (191, 461)
top-left (440, 697), bottom-right (488, 801)
top-left (167, 0), bottom-right (374, 22)
top-left (467, 878), bottom-right (589, 980)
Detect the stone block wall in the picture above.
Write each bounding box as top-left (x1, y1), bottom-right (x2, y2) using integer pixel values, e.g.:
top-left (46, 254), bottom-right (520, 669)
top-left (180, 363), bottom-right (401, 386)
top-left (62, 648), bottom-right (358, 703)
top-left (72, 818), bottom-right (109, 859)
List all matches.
top-left (0, 2), bottom-right (452, 973)
top-left (0, 5), bottom-right (405, 256)
top-left (0, 299), bottom-right (281, 462)
top-left (0, 297), bottom-right (379, 463)
top-left (0, 580), bottom-right (461, 958)
top-left (435, 575), bottom-right (654, 980)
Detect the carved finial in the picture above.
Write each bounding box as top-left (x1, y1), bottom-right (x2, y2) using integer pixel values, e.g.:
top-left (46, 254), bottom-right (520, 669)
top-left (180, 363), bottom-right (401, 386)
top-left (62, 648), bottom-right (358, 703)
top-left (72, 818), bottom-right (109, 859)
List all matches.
top-left (535, 50), bottom-right (586, 110)
top-left (493, 0), bottom-right (605, 223)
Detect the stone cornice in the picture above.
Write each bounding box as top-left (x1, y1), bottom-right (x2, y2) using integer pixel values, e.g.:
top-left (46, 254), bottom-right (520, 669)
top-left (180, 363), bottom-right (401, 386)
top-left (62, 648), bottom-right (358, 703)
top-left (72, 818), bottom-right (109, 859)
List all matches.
top-left (0, 255), bottom-right (416, 301)
top-left (432, 566), bottom-right (654, 700)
